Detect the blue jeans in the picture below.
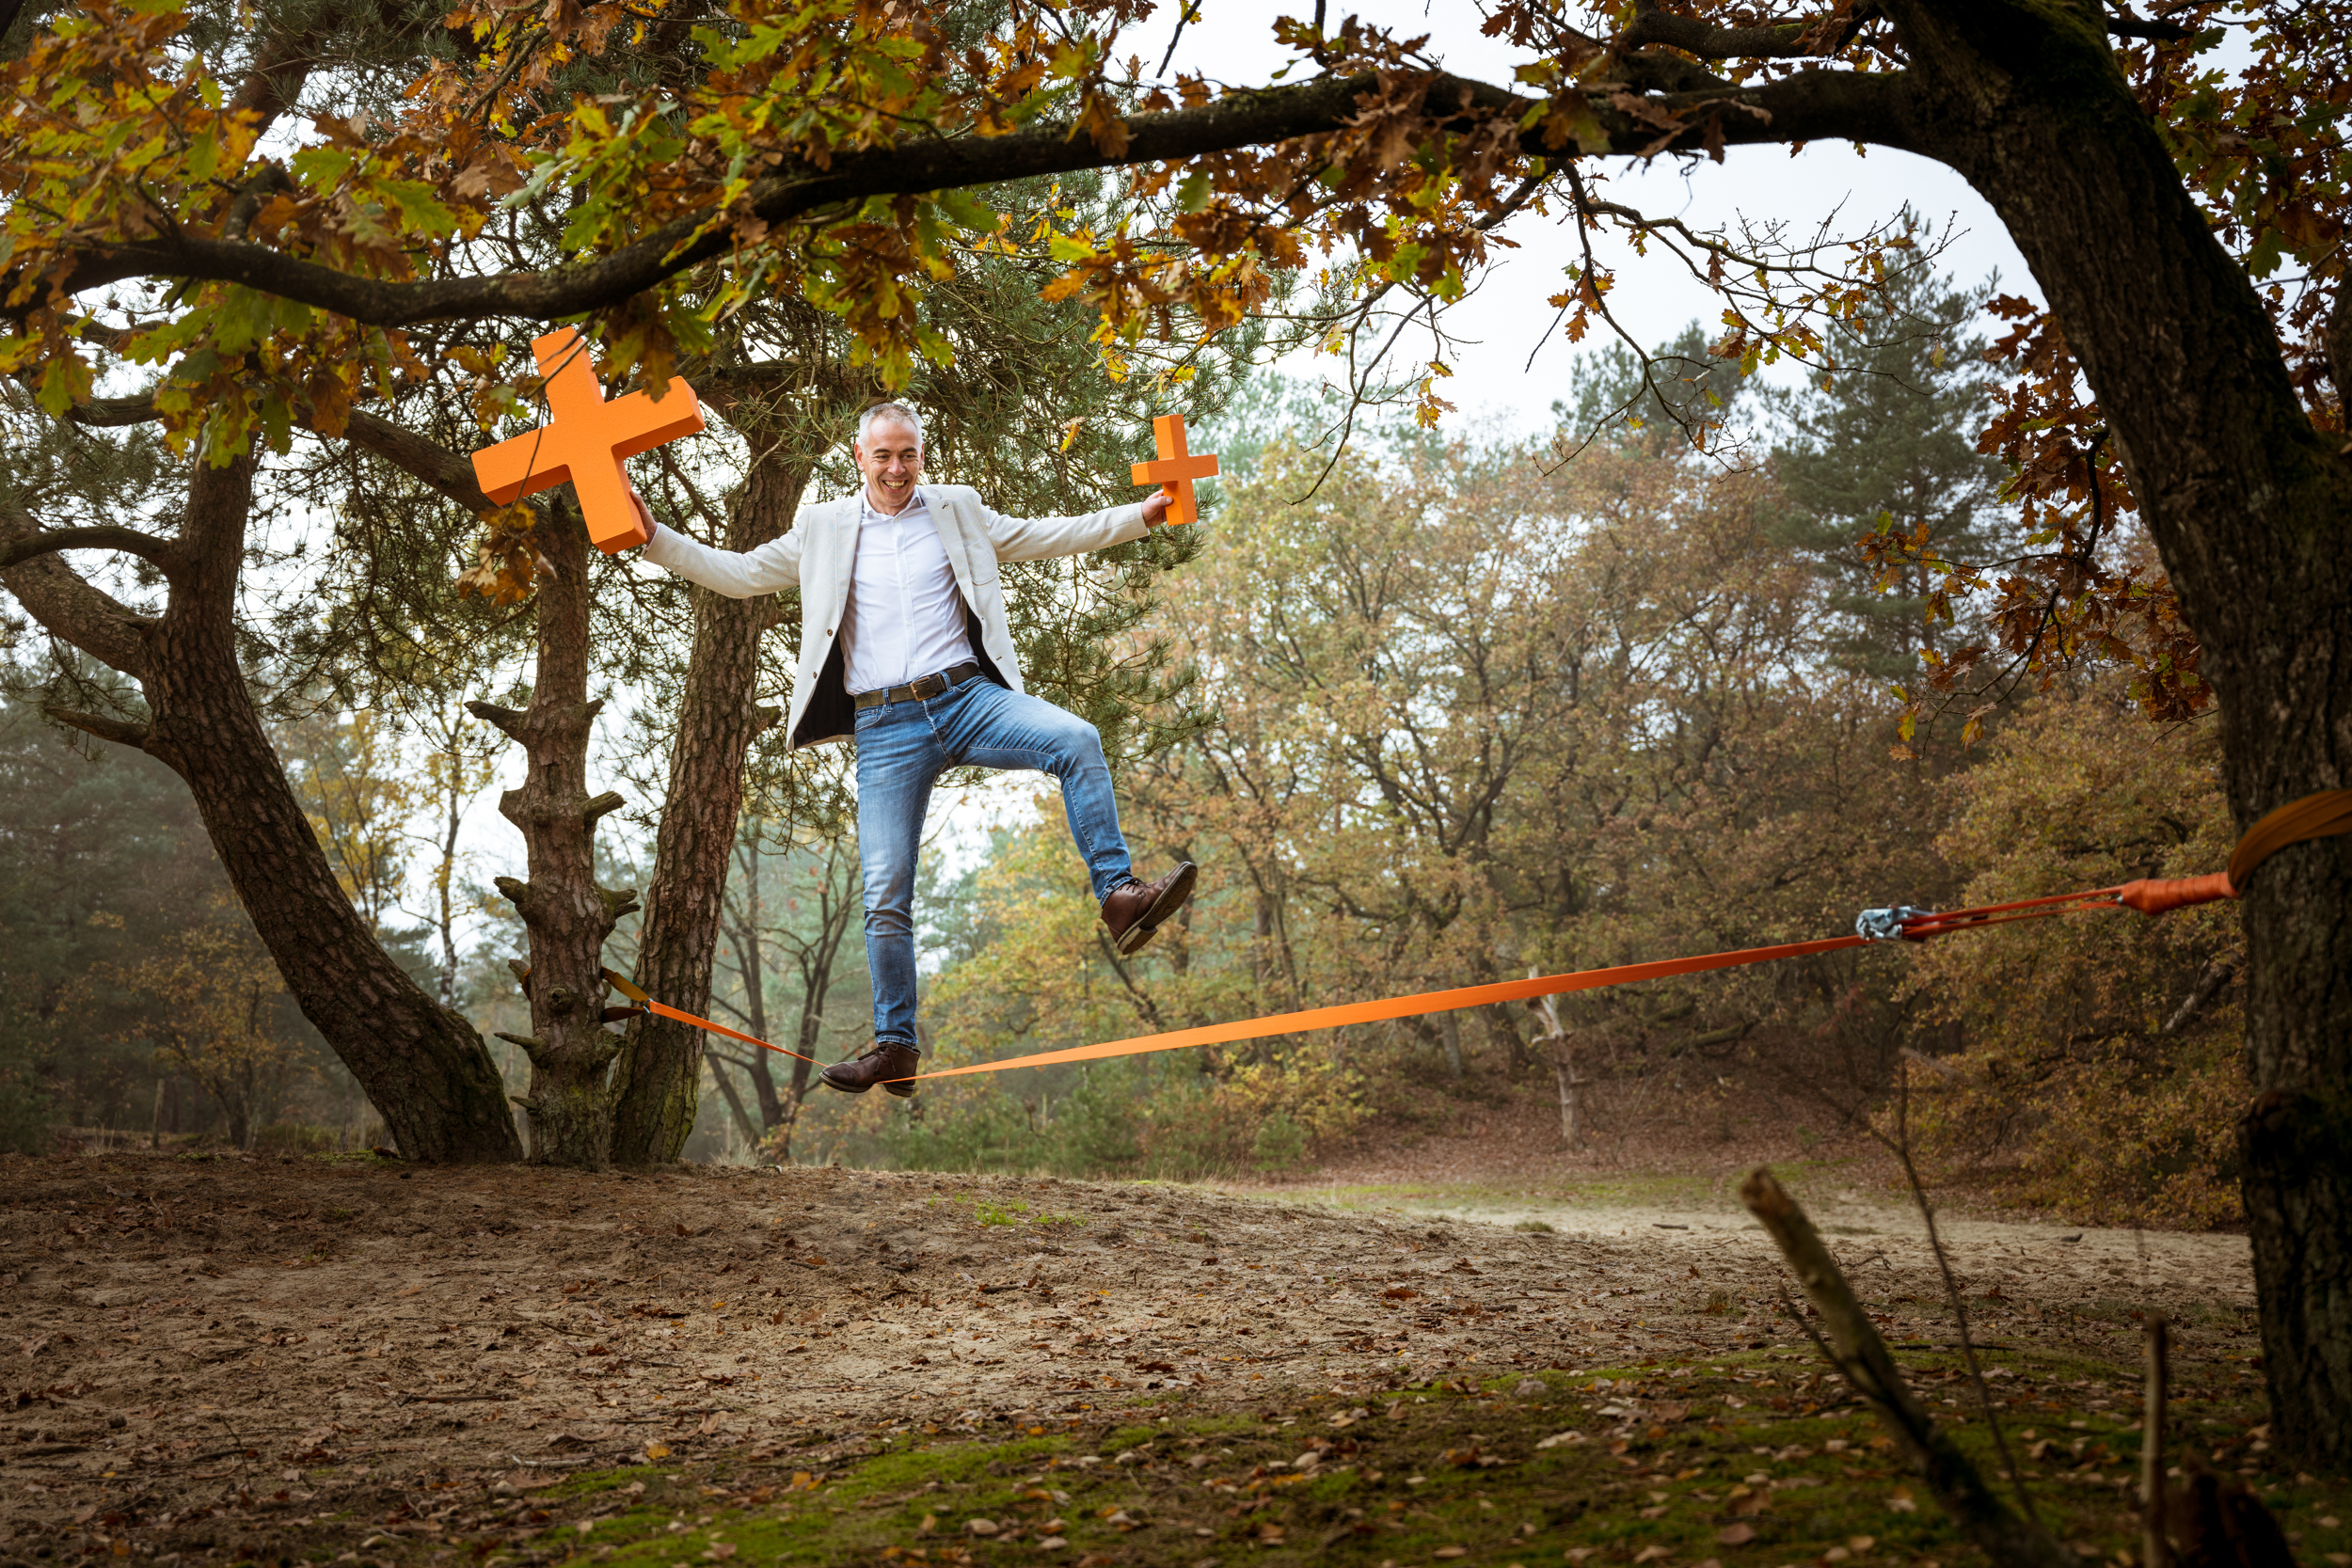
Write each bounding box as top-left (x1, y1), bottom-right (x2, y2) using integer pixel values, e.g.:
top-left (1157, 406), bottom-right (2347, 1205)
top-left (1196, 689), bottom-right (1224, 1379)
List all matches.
top-left (853, 674), bottom-right (1135, 1049)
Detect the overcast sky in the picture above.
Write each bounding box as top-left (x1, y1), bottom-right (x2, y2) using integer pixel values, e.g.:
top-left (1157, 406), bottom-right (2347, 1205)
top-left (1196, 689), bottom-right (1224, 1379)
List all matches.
top-left (1160, 2), bottom-right (2042, 435)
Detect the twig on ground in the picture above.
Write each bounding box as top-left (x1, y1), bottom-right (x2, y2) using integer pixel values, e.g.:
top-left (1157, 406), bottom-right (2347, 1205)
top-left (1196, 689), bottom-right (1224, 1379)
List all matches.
top-left (1889, 1062), bottom-right (2038, 1520)
top-left (1740, 1167), bottom-right (2072, 1568)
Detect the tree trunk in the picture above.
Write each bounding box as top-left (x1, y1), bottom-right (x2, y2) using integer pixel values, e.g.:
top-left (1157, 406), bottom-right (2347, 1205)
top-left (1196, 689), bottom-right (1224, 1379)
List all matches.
top-left (433, 725), bottom-right (469, 1008)
top-left (608, 448), bottom-right (809, 1166)
top-left (1888, 1), bottom-right (2352, 1464)
top-left (473, 499), bottom-right (640, 1168)
top-left (6, 456), bottom-right (523, 1164)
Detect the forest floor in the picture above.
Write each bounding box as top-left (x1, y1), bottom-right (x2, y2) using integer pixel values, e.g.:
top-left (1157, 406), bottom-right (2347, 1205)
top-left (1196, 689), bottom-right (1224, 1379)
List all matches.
top-left (2, 1148), bottom-right (2344, 1568)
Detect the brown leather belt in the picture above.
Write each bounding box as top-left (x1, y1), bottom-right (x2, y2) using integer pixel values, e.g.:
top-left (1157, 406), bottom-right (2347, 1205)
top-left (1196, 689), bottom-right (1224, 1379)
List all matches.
top-left (852, 661), bottom-right (982, 710)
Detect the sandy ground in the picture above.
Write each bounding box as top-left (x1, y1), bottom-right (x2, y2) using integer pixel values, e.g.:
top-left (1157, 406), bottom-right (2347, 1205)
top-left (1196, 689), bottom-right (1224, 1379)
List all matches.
top-left (1274, 1096), bottom-right (2257, 1327)
top-left (0, 1148), bottom-right (2261, 1560)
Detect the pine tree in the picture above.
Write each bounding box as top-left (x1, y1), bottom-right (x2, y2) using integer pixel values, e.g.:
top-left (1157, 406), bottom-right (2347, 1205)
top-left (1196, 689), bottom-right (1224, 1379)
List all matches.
top-left (1770, 244), bottom-right (2009, 681)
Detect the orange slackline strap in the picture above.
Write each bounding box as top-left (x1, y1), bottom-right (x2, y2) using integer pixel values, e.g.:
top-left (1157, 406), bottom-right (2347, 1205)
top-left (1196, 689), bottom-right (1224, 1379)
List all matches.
top-left (599, 967), bottom-right (818, 1066)
top-left (911, 934), bottom-right (1868, 1083)
top-left (2229, 787), bottom-right (2352, 890)
top-left (593, 789), bottom-right (2352, 1088)
top-left (2112, 787), bottom-right (2352, 914)
top-left (1892, 789), bottom-right (2352, 926)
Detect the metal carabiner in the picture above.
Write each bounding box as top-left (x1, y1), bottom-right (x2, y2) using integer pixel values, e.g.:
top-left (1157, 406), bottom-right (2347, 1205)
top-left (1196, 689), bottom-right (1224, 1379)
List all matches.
top-left (1854, 905), bottom-right (1938, 942)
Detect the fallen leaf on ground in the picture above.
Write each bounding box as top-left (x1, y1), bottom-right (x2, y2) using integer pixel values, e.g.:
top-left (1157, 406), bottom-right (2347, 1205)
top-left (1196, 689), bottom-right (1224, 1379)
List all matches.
top-left (1718, 1524), bottom-right (1756, 1545)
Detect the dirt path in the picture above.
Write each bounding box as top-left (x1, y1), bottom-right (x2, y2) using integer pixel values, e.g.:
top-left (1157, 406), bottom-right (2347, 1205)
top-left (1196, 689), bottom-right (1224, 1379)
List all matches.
top-left (1244, 1176), bottom-right (2257, 1329)
top-left (0, 1150), bottom-right (2261, 1558)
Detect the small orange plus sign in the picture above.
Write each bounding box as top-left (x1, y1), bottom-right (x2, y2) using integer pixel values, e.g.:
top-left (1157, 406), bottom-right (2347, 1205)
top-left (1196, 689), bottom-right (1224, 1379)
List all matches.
top-left (470, 327), bottom-right (706, 553)
top-left (1130, 414), bottom-right (1219, 527)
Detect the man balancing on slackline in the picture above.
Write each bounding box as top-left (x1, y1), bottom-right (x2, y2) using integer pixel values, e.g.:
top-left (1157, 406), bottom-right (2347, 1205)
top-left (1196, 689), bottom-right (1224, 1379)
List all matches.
top-left (624, 401), bottom-right (1197, 1098)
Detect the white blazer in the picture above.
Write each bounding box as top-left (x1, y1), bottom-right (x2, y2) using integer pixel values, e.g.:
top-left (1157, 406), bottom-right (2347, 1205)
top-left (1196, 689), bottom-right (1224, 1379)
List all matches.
top-left (644, 484), bottom-right (1150, 750)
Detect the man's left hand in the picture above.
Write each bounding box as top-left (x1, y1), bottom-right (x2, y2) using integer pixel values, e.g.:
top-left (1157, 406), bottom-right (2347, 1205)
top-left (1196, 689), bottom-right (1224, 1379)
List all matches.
top-left (1141, 487), bottom-right (1173, 528)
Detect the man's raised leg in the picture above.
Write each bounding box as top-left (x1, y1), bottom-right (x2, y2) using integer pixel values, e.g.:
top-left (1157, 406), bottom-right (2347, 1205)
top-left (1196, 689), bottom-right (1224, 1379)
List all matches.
top-left (938, 681), bottom-right (1197, 955)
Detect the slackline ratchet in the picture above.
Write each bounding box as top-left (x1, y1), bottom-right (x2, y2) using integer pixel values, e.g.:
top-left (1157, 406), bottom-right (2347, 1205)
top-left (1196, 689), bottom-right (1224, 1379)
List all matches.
top-left (601, 789), bottom-right (2352, 1087)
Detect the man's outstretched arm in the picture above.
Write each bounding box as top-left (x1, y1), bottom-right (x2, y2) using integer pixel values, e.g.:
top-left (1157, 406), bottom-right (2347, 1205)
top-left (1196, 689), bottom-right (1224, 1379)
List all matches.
top-left (980, 488), bottom-right (1169, 563)
top-left (629, 483), bottom-right (806, 597)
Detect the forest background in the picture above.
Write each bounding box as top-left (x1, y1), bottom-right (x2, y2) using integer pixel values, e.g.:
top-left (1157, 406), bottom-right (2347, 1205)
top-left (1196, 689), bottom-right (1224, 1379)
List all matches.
top-left (0, 238), bottom-right (2245, 1231)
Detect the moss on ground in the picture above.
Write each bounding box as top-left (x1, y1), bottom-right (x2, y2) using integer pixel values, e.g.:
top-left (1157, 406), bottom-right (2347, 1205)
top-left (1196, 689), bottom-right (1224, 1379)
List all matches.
top-left (261, 1350), bottom-right (2349, 1568)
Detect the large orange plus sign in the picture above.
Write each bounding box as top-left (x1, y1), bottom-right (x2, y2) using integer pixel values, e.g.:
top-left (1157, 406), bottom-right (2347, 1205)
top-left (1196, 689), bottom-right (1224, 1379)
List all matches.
top-left (470, 327), bottom-right (706, 553)
top-left (1130, 414), bottom-right (1219, 527)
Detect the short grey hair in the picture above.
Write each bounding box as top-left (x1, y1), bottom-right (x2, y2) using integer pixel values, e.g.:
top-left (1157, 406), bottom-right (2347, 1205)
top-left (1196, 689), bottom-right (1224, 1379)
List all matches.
top-left (855, 402), bottom-right (924, 450)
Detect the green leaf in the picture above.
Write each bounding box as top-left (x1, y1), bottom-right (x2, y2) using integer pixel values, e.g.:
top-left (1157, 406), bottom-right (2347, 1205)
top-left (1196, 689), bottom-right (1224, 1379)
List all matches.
top-left (934, 187), bottom-right (998, 231)
top-left (35, 353), bottom-right (92, 417)
top-left (375, 179), bottom-right (462, 240)
top-left (290, 146), bottom-right (355, 191)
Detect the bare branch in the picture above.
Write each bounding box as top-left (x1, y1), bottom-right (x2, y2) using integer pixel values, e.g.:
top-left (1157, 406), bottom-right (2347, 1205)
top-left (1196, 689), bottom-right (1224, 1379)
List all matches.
top-left (225, 23), bottom-right (330, 132)
top-left (40, 704), bottom-right (151, 750)
top-left (0, 522), bottom-right (183, 573)
top-left (341, 408), bottom-right (503, 513)
top-left (467, 701), bottom-right (528, 739)
top-left (0, 504), bottom-right (164, 680)
top-left (58, 391), bottom-right (509, 516)
top-left (1622, 1), bottom-right (1816, 58)
top-left (61, 394), bottom-right (162, 429)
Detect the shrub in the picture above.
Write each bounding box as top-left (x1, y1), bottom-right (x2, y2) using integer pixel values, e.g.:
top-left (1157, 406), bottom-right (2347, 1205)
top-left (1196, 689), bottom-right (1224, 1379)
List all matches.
top-left (1901, 685), bottom-right (2244, 1227)
top-left (1249, 1112), bottom-right (1308, 1173)
top-left (0, 1068), bottom-right (48, 1156)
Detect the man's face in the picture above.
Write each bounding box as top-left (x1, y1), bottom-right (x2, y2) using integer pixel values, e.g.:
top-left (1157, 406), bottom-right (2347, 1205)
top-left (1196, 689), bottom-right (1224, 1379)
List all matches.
top-left (853, 418), bottom-right (923, 508)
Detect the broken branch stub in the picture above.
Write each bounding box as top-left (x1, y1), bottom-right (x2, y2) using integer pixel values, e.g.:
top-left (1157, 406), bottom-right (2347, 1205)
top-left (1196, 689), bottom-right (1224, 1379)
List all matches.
top-left (1739, 1167), bottom-right (2072, 1568)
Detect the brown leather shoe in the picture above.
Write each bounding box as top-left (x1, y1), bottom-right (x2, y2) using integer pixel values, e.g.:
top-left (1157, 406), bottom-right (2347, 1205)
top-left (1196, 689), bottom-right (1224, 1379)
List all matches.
top-left (820, 1040), bottom-right (919, 1098)
top-left (1100, 862), bottom-right (1198, 957)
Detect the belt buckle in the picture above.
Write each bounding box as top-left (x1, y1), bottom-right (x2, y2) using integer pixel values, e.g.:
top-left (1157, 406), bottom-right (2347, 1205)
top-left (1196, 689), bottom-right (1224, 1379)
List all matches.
top-left (914, 672), bottom-right (945, 700)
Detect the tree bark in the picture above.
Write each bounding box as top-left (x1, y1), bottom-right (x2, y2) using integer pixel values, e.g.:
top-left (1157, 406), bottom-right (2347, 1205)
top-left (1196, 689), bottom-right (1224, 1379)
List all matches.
top-left (1881, 0), bottom-right (2352, 1464)
top-left (475, 499), bottom-right (640, 1168)
top-left (0, 459), bottom-right (524, 1163)
top-left (607, 445), bottom-right (808, 1166)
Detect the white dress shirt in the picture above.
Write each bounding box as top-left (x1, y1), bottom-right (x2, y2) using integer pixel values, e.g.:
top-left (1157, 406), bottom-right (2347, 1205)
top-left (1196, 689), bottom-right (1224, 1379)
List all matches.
top-left (839, 486), bottom-right (978, 694)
